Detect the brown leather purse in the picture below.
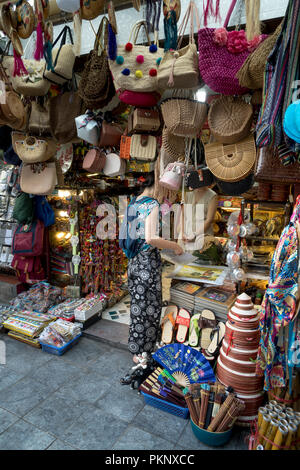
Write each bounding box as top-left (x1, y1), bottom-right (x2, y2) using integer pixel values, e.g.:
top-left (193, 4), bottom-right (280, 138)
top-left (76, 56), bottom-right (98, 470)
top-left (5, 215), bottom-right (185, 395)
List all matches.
top-left (98, 122), bottom-right (122, 147)
top-left (255, 147), bottom-right (300, 183)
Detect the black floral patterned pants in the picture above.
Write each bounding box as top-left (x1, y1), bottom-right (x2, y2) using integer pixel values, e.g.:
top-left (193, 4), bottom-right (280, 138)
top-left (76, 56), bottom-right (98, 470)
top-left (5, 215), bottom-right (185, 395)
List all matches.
top-left (127, 248), bottom-right (162, 355)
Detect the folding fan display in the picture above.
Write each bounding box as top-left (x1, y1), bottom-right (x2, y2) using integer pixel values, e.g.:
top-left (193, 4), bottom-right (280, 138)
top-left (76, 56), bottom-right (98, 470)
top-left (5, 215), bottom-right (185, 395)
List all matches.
top-left (152, 343), bottom-right (215, 387)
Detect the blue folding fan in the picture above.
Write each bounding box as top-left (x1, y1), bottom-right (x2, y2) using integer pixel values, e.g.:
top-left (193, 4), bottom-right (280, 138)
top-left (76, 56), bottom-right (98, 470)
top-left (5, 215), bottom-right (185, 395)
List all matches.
top-left (152, 343), bottom-right (215, 388)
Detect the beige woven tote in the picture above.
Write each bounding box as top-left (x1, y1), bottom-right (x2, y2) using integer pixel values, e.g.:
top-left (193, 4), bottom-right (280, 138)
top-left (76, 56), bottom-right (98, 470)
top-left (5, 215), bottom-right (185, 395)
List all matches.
top-left (3, 57), bottom-right (51, 96)
top-left (161, 126), bottom-right (185, 161)
top-left (236, 21), bottom-right (283, 90)
top-left (14, 136), bottom-right (57, 163)
top-left (157, 1), bottom-right (202, 89)
top-left (204, 135), bottom-right (256, 182)
top-left (130, 134), bottom-right (157, 162)
top-left (208, 96), bottom-right (253, 144)
top-left (109, 20), bottom-right (163, 94)
top-left (161, 98), bottom-right (208, 137)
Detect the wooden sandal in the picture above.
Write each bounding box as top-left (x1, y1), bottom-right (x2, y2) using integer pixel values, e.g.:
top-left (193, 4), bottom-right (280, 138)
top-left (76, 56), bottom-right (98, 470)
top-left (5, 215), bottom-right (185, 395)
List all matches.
top-left (175, 308), bottom-right (191, 343)
top-left (199, 309), bottom-right (216, 350)
top-left (207, 321), bottom-right (225, 355)
top-left (161, 305), bottom-right (178, 344)
top-left (188, 313), bottom-right (201, 347)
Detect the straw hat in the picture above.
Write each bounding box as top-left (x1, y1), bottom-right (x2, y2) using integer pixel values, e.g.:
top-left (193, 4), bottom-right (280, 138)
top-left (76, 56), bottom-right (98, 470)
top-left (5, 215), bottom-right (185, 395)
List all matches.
top-left (162, 126), bottom-right (185, 161)
top-left (208, 95), bottom-right (253, 144)
top-left (205, 135), bottom-right (256, 182)
top-left (16, 0), bottom-right (35, 39)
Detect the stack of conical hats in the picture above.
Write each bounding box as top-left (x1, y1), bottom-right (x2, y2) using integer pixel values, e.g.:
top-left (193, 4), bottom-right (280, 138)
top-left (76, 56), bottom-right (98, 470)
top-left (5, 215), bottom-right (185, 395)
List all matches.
top-left (216, 293), bottom-right (264, 426)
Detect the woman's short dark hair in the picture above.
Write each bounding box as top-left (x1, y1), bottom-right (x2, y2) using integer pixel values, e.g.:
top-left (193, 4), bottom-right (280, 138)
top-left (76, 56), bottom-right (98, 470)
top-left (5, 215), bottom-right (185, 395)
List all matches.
top-left (137, 172), bottom-right (155, 190)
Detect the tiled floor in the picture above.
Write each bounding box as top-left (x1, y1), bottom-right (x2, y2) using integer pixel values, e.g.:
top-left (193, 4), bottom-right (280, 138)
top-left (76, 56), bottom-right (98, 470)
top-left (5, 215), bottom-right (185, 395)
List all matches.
top-left (0, 334), bottom-right (249, 450)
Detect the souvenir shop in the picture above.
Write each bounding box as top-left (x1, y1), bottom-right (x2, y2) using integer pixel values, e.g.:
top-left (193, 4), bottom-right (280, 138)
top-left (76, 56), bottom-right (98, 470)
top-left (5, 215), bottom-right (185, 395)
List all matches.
top-left (0, 0), bottom-right (299, 451)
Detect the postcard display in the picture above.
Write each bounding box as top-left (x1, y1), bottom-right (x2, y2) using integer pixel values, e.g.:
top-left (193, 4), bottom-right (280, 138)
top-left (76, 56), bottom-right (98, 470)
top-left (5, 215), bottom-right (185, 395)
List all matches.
top-left (216, 293), bottom-right (264, 426)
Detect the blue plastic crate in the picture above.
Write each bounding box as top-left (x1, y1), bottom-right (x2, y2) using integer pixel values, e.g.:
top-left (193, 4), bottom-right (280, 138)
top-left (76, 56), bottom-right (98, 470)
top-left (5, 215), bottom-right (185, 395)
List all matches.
top-left (141, 391), bottom-right (190, 419)
top-left (39, 334), bottom-right (82, 356)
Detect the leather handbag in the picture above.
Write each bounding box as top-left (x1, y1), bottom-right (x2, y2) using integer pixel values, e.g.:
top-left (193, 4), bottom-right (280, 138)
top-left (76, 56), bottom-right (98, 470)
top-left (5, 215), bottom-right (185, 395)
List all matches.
top-left (98, 121), bottom-right (122, 147)
top-left (82, 148), bottom-right (106, 172)
top-left (50, 90), bottom-right (83, 143)
top-left (254, 146), bottom-right (300, 183)
top-left (43, 26), bottom-right (75, 85)
top-left (28, 101), bottom-right (51, 136)
top-left (185, 137), bottom-right (214, 189)
top-left (20, 161), bottom-right (57, 195)
top-left (103, 152), bottom-right (126, 176)
top-left (14, 135), bottom-right (57, 163)
top-left (130, 134), bottom-right (157, 162)
top-left (131, 108), bottom-right (161, 133)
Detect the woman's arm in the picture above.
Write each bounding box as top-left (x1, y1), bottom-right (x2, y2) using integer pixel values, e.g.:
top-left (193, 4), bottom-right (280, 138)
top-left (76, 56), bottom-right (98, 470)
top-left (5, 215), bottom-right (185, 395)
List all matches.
top-left (195, 195), bottom-right (218, 237)
top-left (145, 205), bottom-right (184, 255)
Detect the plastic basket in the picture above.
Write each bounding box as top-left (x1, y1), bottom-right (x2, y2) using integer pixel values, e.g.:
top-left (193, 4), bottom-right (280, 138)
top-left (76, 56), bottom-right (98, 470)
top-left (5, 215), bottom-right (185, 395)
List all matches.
top-left (39, 334), bottom-right (82, 356)
top-left (141, 391), bottom-right (190, 419)
top-left (190, 418), bottom-right (233, 446)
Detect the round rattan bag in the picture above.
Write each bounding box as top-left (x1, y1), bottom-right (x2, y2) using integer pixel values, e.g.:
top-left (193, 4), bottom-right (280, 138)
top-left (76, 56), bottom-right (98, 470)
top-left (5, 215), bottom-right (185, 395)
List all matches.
top-left (16, 0), bottom-right (35, 39)
top-left (208, 96), bottom-right (253, 144)
top-left (204, 135), bottom-right (256, 183)
top-left (162, 126), bottom-right (185, 161)
top-left (161, 98), bottom-right (208, 137)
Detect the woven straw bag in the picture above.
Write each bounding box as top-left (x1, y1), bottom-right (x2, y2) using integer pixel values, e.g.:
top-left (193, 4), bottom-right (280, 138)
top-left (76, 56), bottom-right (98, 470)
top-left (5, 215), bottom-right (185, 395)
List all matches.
top-left (81, 0), bottom-right (104, 20)
top-left (205, 135), bottom-right (256, 182)
top-left (28, 101), bottom-right (51, 135)
top-left (208, 96), bottom-right (253, 144)
top-left (161, 98), bottom-right (208, 137)
top-left (78, 17), bottom-right (114, 109)
top-left (162, 126), bottom-right (185, 160)
top-left (43, 26), bottom-right (75, 85)
top-left (3, 57), bottom-right (50, 96)
top-left (20, 161), bottom-right (57, 195)
top-left (157, 1), bottom-right (202, 90)
top-left (130, 134), bottom-right (157, 162)
top-left (236, 22), bottom-right (283, 90)
top-left (14, 135), bottom-right (57, 163)
top-left (109, 20), bottom-right (163, 94)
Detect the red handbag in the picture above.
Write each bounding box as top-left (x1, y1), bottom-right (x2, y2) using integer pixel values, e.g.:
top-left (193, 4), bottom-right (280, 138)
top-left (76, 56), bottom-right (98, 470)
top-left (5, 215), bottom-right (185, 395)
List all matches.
top-left (12, 220), bottom-right (45, 257)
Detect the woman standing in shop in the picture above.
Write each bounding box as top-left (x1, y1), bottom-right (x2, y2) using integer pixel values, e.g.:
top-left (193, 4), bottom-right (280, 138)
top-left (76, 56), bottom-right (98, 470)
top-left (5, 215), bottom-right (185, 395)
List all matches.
top-left (120, 175), bottom-right (183, 368)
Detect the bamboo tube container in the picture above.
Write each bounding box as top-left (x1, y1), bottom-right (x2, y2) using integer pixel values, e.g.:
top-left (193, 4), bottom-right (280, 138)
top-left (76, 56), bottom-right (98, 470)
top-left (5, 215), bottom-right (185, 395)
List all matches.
top-left (257, 407), bottom-right (267, 428)
top-left (278, 418), bottom-right (289, 428)
top-left (264, 419), bottom-right (279, 450)
top-left (269, 411), bottom-right (278, 420)
top-left (277, 412), bottom-right (286, 421)
top-left (285, 423), bottom-right (298, 450)
top-left (270, 400), bottom-right (279, 408)
top-left (258, 413), bottom-right (271, 446)
top-left (272, 424), bottom-right (288, 450)
top-left (274, 405), bottom-right (284, 414)
top-left (265, 404), bottom-right (274, 412)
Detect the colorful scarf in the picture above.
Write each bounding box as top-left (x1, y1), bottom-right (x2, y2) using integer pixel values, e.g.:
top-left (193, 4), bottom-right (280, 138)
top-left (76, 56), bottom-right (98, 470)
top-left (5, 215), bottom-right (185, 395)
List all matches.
top-left (256, 195), bottom-right (300, 390)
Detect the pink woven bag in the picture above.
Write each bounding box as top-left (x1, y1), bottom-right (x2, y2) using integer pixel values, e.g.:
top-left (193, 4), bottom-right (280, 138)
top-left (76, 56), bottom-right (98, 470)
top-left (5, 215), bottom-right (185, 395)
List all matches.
top-left (198, 0), bottom-right (267, 95)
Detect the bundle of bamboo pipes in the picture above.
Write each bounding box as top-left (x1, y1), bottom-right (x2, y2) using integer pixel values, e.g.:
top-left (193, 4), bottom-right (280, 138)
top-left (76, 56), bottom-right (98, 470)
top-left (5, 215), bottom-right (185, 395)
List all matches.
top-left (267, 373), bottom-right (300, 412)
top-left (184, 382), bottom-right (245, 433)
top-left (252, 402), bottom-right (300, 450)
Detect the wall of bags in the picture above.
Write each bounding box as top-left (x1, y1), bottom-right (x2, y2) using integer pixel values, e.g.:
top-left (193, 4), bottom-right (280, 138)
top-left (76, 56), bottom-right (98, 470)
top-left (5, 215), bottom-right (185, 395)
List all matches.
top-left (35, 0), bottom-right (289, 56)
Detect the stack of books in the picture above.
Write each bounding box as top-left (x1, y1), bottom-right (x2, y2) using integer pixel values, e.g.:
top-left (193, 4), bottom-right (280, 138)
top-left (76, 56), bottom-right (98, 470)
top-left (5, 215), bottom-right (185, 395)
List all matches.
top-left (194, 287), bottom-right (236, 322)
top-left (170, 282), bottom-right (201, 312)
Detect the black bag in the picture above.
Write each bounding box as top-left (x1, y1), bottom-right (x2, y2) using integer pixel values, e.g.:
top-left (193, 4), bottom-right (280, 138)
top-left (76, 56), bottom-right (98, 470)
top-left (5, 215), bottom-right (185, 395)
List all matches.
top-left (185, 138), bottom-right (214, 189)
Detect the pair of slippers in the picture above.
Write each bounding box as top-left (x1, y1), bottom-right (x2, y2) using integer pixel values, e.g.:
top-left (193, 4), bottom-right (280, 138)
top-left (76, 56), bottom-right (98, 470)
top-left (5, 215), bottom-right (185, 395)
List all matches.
top-left (161, 305), bottom-right (225, 356)
top-left (161, 305), bottom-right (190, 344)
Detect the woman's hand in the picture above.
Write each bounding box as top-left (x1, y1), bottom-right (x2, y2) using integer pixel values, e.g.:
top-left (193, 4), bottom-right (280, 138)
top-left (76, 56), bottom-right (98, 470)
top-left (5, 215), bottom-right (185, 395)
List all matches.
top-left (173, 244), bottom-right (184, 256)
top-left (182, 234), bottom-right (196, 243)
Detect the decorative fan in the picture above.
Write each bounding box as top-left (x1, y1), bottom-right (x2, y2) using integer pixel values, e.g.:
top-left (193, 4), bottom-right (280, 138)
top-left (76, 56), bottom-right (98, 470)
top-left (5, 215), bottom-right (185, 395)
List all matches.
top-left (152, 343), bottom-right (215, 388)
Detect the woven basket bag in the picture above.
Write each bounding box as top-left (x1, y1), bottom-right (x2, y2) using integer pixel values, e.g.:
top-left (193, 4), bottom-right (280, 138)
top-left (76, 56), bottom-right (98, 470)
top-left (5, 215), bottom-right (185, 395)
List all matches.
top-left (236, 22), bottom-right (283, 90)
top-left (208, 96), bottom-right (253, 144)
top-left (205, 135), bottom-right (256, 182)
top-left (161, 98), bottom-right (208, 137)
top-left (161, 126), bottom-right (185, 161)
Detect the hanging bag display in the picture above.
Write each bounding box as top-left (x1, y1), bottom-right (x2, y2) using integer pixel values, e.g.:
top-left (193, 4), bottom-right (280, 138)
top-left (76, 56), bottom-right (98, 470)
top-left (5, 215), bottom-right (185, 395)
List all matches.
top-left (20, 161), bottom-right (57, 195)
top-left (157, 1), bottom-right (201, 90)
top-left (28, 100), bottom-right (51, 136)
top-left (78, 16), bottom-right (114, 109)
top-left (50, 84), bottom-right (83, 144)
top-left (198, 0), bottom-right (266, 95)
top-left (108, 19), bottom-right (163, 105)
top-left (43, 25), bottom-right (75, 85)
top-left (130, 134), bottom-right (157, 162)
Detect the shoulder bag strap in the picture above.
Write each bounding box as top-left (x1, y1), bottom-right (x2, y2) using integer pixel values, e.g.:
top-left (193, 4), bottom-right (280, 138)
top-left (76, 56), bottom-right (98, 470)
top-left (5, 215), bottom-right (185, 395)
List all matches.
top-left (93, 16), bottom-right (109, 54)
top-left (223, 0), bottom-right (238, 28)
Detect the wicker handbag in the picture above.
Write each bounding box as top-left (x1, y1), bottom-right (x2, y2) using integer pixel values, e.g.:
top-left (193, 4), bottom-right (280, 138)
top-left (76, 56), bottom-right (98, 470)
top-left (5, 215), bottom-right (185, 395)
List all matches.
top-left (208, 96), bottom-right (253, 144)
top-left (108, 20), bottom-right (163, 95)
top-left (254, 146), bottom-right (300, 183)
top-left (161, 97), bottom-right (208, 137)
top-left (205, 135), bottom-right (256, 182)
top-left (16, 0), bottom-right (35, 39)
top-left (157, 1), bottom-right (202, 90)
top-left (14, 135), bottom-right (57, 163)
top-left (20, 161), bottom-right (57, 195)
top-left (43, 26), bottom-right (75, 85)
top-left (236, 22), bottom-right (282, 90)
top-left (78, 17), bottom-right (114, 109)
top-left (161, 126), bottom-right (185, 161)
top-left (130, 134), bottom-right (157, 162)
top-left (2, 56), bottom-right (51, 96)
top-left (50, 90), bottom-right (83, 144)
